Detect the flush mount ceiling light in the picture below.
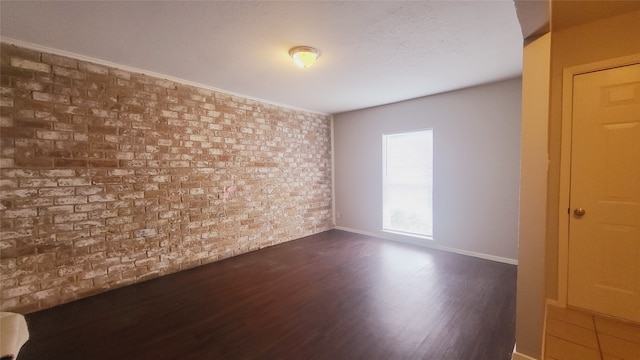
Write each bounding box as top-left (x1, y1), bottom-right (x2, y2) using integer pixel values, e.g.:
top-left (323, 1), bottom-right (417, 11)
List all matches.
top-left (289, 46), bottom-right (321, 68)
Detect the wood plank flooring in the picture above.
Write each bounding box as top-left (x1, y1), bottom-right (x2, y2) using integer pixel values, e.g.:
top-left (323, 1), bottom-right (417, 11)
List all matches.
top-left (18, 230), bottom-right (516, 360)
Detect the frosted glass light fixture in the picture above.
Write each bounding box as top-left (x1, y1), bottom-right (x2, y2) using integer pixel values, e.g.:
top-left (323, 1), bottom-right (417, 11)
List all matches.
top-left (289, 46), bottom-right (320, 68)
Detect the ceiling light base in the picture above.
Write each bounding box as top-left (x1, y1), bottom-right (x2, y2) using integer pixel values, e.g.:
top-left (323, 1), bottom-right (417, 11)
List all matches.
top-left (289, 46), bottom-right (321, 68)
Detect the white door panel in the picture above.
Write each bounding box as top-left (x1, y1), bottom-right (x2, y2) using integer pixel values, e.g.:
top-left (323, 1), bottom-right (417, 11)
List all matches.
top-left (568, 63), bottom-right (640, 322)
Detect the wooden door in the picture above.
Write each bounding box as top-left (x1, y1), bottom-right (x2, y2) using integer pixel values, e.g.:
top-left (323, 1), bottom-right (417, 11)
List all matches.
top-left (567, 63), bottom-right (640, 322)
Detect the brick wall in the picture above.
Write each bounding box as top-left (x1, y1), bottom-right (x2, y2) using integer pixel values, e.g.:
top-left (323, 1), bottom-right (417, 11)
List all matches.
top-left (0, 43), bottom-right (333, 313)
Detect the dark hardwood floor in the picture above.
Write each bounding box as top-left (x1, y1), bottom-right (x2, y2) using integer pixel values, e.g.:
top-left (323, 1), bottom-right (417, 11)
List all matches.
top-left (19, 230), bottom-right (516, 360)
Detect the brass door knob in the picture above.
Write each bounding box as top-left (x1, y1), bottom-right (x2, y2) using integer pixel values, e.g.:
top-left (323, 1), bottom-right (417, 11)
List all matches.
top-left (573, 208), bottom-right (586, 217)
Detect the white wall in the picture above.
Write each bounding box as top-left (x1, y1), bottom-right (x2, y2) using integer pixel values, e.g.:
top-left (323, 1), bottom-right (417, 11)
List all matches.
top-left (333, 78), bottom-right (522, 262)
top-left (514, 33), bottom-right (550, 360)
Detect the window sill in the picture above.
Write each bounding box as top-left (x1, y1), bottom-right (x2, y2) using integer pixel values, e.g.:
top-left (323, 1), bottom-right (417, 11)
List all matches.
top-left (382, 229), bottom-right (434, 241)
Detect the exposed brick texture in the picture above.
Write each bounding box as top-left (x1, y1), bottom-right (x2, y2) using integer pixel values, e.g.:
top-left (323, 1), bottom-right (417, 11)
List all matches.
top-left (0, 43), bottom-right (333, 313)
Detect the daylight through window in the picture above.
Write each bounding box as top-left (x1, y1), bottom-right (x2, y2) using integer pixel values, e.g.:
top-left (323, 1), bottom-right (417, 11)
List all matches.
top-left (382, 129), bottom-right (433, 239)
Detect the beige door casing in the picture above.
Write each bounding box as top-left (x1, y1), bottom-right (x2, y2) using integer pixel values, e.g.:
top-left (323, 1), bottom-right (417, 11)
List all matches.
top-left (558, 54), bottom-right (640, 321)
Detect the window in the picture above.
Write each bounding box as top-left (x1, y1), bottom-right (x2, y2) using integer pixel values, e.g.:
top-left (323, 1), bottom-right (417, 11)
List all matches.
top-left (382, 129), bottom-right (433, 239)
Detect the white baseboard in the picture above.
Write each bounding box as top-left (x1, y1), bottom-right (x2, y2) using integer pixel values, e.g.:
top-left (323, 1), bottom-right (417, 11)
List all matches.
top-left (334, 226), bottom-right (518, 265)
top-left (546, 298), bottom-right (563, 307)
top-left (512, 350), bottom-right (538, 360)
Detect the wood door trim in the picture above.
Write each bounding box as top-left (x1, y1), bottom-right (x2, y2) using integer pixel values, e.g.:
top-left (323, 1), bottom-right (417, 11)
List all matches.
top-left (557, 53), bottom-right (640, 307)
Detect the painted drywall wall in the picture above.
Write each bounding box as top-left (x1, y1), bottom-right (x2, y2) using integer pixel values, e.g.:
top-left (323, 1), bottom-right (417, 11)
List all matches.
top-left (333, 78), bottom-right (522, 262)
top-left (545, 10), bottom-right (640, 301)
top-left (514, 32), bottom-right (550, 360)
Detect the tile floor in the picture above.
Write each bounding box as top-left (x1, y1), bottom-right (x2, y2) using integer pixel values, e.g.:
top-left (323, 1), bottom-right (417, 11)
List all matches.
top-left (544, 305), bottom-right (640, 360)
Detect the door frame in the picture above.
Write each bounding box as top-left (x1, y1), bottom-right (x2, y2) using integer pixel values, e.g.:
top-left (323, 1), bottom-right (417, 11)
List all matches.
top-left (557, 54), bottom-right (640, 306)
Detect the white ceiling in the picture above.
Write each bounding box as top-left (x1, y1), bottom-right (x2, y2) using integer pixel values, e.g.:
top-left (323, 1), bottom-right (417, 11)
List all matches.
top-left (0, 1), bottom-right (523, 114)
